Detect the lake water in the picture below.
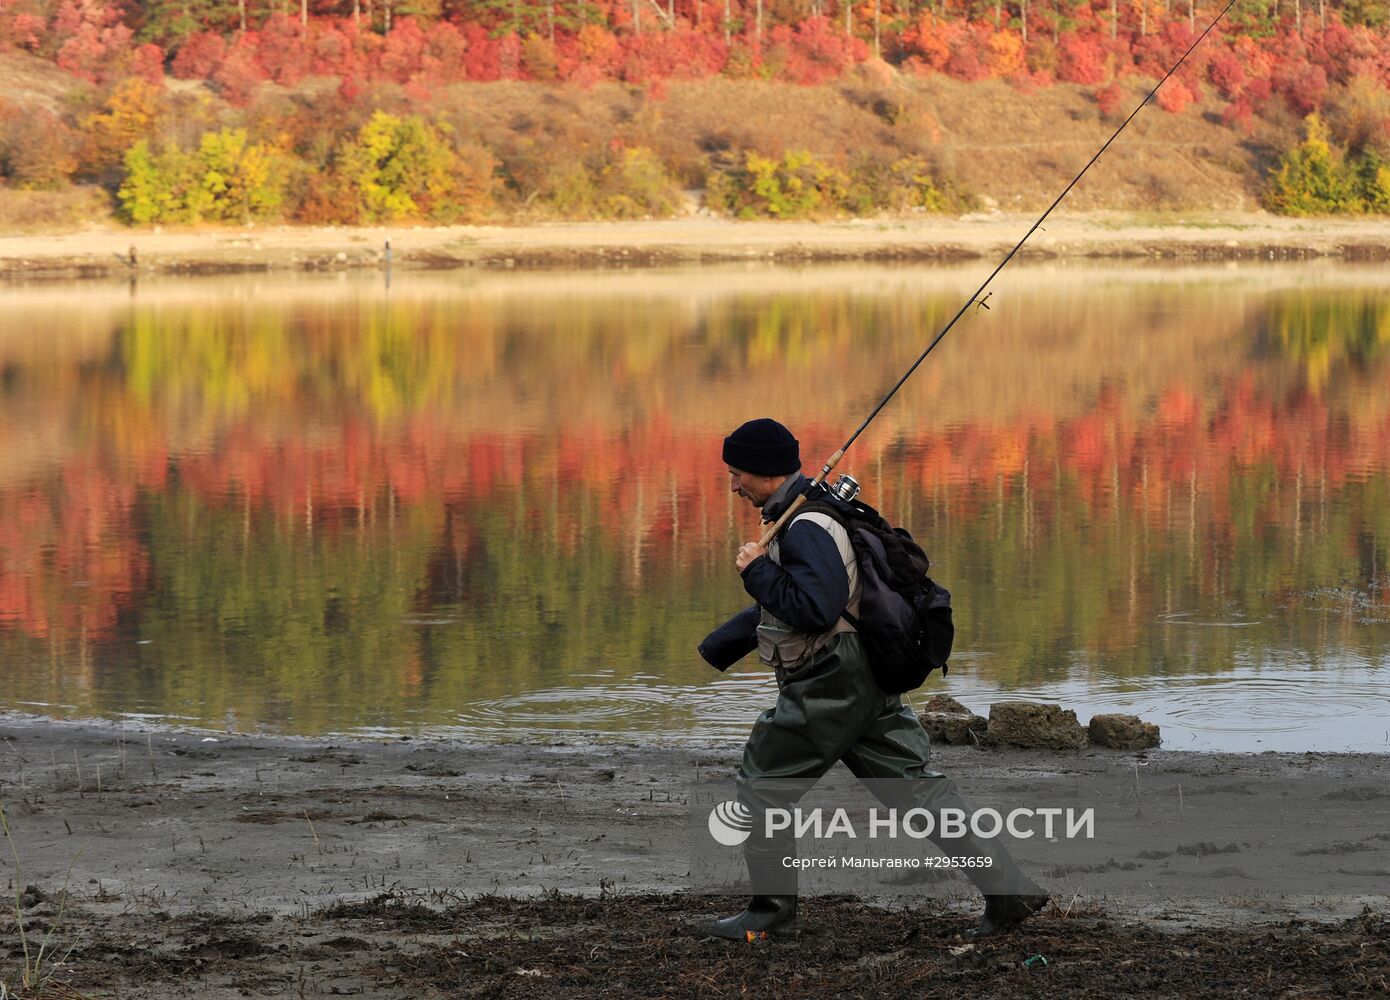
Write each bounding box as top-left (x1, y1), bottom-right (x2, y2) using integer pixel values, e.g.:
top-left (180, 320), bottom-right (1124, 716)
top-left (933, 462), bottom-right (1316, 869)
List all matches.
top-left (2, 261), bottom-right (1388, 752)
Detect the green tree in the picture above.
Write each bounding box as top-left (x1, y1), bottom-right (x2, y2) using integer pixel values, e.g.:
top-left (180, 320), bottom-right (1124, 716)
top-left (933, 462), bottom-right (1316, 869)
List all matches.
top-left (118, 130), bottom-right (286, 224)
top-left (1339, 0), bottom-right (1389, 28)
top-left (590, 147), bottom-right (681, 219)
top-left (709, 149), bottom-right (850, 219)
top-left (197, 128), bottom-right (285, 223)
top-left (464, 0), bottom-right (552, 36)
top-left (118, 139), bottom-right (199, 223)
top-left (1263, 114), bottom-right (1361, 216)
top-left (1367, 163), bottom-right (1390, 214)
top-left (1360, 157), bottom-right (1390, 214)
top-left (135, 0), bottom-right (235, 47)
top-left (339, 111), bottom-right (462, 223)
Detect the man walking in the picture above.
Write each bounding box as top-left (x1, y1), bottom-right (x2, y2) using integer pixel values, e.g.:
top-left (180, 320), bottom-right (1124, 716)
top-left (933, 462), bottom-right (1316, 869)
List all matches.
top-left (697, 417), bottom-right (1048, 941)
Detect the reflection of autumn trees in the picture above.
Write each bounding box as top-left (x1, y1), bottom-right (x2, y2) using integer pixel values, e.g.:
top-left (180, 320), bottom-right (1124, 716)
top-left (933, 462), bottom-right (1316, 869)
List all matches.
top-left (0, 457), bottom-right (148, 642)
top-left (1264, 290), bottom-right (1390, 390)
top-left (2, 277), bottom-right (1390, 728)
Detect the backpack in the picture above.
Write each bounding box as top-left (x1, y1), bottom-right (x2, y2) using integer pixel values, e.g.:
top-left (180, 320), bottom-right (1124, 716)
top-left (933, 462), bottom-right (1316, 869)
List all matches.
top-left (793, 492), bottom-right (955, 694)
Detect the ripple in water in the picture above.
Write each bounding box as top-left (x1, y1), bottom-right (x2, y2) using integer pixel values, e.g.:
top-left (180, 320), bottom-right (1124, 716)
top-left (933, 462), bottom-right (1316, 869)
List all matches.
top-left (1157, 612), bottom-right (1260, 628)
top-left (452, 675), bottom-right (781, 743)
top-left (944, 662), bottom-right (1390, 752)
top-left (442, 660), bottom-right (1390, 752)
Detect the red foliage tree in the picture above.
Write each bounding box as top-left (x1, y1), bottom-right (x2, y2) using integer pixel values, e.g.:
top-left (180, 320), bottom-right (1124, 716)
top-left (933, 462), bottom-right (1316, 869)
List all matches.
top-left (1309, 22), bottom-right (1377, 86)
top-left (56, 30), bottom-right (107, 82)
top-left (379, 16), bottom-right (427, 82)
top-left (171, 31), bottom-right (227, 79)
top-left (421, 20), bottom-right (470, 83)
top-left (944, 22), bottom-right (992, 82)
top-left (1278, 60), bottom-right (1329, 116)
top-left (1131, 22), bottom-right (1201, 81)
top-left (308, 21), bottom-right (357, 78)
top-left (130, 43), bottom-right (165, 84)
top-left (338, 70), bottom-right (366, 103)
top-left (1094, 80), bottom-right (1125, 117)
top-left (1221, 97), bottom-right (1254, 133)
top-left (558, 23), bottom-right (622, 80)
top-left (1057, 31), bottom-right (1107, 85)
top-left (461, 23), bottom-right (501, 80)
top-left (616, 26), bottom-right (728, 83)
top-left (776, 17), bottom-right (861, 85)
top-left (1207, 49), bottom-right (1246, 100)
top-left (1155, 77), bottom-right (1194, 113)
top-left (497, 32), bottom-right (521, 80)
top-left (901, 12), bottom-right (952, 74)
top-left (213, 39), bottom-right (265, 106)
top-left (256, 14), bottom-right (313, 86)
top-left (7, 13), bottom-right (46, 51)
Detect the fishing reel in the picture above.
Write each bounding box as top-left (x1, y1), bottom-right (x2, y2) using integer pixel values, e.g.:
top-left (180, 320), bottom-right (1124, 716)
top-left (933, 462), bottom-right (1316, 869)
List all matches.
top-left (829, 474), bottom-right (861, 503)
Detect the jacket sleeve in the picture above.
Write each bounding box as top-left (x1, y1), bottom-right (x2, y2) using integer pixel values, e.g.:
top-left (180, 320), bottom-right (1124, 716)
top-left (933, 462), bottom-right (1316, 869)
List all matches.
top-left (739, 519), bottom-right (849, 633)
top-left (698, 605), bottom-right (760, 671)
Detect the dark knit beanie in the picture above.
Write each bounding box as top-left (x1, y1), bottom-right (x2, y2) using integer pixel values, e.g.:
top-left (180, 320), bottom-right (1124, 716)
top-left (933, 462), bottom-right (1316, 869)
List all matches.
top-left (722, 418), bottom-right (800, 476)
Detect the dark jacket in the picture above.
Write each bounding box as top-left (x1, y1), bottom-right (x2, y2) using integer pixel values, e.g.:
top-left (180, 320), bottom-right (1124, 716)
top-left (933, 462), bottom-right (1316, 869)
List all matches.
top-left (698, 474), bottom-right (852, 671)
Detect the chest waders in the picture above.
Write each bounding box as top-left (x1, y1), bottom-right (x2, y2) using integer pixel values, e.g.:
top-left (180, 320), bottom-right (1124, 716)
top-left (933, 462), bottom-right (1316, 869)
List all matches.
top-left (699, 0), bottom-right (1240, 942)
top-left (699, 510), bottom-right (1045, 941)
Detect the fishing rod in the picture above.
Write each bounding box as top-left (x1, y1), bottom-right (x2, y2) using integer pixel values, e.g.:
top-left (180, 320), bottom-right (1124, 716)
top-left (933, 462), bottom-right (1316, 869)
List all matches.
top-left (757, 0), bottom-right (1242, 548)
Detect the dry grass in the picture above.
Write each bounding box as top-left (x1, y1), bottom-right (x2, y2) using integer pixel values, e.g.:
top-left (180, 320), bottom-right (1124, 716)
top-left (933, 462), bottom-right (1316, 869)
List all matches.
top-left (427, 70), bottom-right (1299, 212)
top-left (0, 188), bottom-right (113, 233)
top-left (0, 53), bottom-right (83, 117)
top-left (0, 51), bottom-right (1306, 218)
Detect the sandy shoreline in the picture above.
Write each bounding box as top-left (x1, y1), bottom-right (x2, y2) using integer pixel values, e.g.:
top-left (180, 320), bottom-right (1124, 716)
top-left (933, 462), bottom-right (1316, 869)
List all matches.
top-left (0, 715), bottom-right (1387, 996)
top-left (2, 213), bottom-right (1389, 279)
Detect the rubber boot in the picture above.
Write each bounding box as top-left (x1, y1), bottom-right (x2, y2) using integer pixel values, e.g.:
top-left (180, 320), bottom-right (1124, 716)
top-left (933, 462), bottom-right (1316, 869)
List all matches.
top-left (695, 895), bottom-right (799, 941)
top-left (927, 826), bottom-right (1049, 938)
top-left (970, 893), bottom-right (1050, 938)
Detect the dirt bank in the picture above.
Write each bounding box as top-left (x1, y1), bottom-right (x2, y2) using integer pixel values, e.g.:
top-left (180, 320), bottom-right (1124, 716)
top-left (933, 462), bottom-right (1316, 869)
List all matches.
top-left (1, 716), bottom-right (1387, 997)
top-left (1, 213), bottom-right (1388, 281)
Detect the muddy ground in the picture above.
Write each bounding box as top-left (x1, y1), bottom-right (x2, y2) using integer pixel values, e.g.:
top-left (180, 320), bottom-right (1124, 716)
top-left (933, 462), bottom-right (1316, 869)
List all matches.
top-left (1, 718), bottom-right (1387, 998)
top-left (1, 213), bottom-right (1389, 281)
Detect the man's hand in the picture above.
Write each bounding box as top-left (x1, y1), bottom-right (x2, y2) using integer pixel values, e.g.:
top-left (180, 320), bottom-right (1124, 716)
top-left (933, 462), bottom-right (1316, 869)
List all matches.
top-left (736, 542), bottom-right (767, 573)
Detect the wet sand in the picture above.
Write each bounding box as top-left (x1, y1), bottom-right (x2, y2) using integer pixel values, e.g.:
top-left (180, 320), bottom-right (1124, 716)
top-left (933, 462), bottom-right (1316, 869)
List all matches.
top-left (2, 213), bottom-right (1389, 280)
top-left (0, 716), bottom-right (1386, 997)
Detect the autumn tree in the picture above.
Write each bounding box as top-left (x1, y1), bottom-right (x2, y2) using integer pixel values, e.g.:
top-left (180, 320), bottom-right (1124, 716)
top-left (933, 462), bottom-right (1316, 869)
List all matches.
top-left (118, 139), bottom-right (198, 222)
top-left (78, 77), bottom-right (166, 185)
top-left (196, 128), bottom-right (286, 223)
top-left (337, 111), bottom-right (463, 221)
top-left (1264, 113), bottom-right (1361, 214)
top-left (134, 0), bottom-right (233, 47)
top-left (0, 104), bottom-right (79, 189)
top-left (118, 128), bottom-right (287, 223)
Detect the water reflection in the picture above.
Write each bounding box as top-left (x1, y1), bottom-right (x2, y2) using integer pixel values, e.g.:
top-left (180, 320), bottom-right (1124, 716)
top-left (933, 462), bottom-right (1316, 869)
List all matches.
top-left (1, 263), bottom-right (1389, 751)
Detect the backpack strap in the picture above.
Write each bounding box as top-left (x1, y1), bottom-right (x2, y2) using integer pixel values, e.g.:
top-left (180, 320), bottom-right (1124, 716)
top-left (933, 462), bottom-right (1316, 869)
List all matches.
top-left (794, 500), bottom-right (865, 631)
top-left (797, 498), bottom-right (850, 530)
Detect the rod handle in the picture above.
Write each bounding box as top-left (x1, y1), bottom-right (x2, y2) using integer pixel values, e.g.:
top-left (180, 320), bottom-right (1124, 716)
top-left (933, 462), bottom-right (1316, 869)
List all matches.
top-left (753, 448), bottom-right (847, 548)
top-left (756, 493), bottom-right (808, 548)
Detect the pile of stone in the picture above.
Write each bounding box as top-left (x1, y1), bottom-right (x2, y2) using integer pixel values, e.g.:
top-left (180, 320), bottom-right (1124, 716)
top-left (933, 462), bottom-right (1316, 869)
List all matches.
top-left (918, 696), bottom-right (1160, 751)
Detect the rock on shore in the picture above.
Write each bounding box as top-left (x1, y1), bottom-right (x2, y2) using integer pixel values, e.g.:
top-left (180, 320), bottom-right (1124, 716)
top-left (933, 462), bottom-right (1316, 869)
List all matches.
top-left (1089, 713), bottom-right (1163, 750)
top-left (987, 702), bottom-right (1090, 751)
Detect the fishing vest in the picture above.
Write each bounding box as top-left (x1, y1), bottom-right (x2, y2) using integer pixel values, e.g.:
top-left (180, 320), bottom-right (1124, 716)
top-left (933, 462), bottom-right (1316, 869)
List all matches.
top-left (756, 511), bottom-right (862, 683)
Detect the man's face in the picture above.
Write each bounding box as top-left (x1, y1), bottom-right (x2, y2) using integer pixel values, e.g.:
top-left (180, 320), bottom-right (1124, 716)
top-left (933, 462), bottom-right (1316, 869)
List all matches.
top-left (728, 466), bottom-right (778, 508)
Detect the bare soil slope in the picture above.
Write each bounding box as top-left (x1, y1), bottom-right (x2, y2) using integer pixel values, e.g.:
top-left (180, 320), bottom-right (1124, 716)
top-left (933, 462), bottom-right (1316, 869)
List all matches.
top-left (0, 51), bottom-right (84, 114)
top-left (0, 54), bottom-right (1297, 216)
top-left (429, 72), bottom-right (1293, 211)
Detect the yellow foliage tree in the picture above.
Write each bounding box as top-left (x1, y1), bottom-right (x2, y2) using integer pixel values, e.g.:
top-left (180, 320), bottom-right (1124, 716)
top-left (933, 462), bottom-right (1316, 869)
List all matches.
top-left (338, 111), bottom-right (465, 223)
top-left (79, 78), bottom-right (165, 182)
top-left (196, 128), bottom-right (284, 224)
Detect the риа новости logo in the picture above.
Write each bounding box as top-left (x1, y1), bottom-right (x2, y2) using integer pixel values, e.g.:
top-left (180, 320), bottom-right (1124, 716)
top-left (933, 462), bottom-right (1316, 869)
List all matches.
top-left (707, 800), bottom-right (754, 846)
